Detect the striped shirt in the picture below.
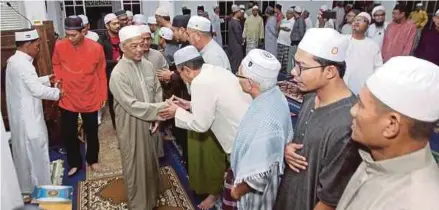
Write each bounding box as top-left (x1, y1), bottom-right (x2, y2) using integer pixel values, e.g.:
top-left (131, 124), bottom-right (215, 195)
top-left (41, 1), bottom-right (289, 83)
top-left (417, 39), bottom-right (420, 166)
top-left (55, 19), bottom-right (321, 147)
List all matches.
top-left (337, 144), bottom-right (439, 210)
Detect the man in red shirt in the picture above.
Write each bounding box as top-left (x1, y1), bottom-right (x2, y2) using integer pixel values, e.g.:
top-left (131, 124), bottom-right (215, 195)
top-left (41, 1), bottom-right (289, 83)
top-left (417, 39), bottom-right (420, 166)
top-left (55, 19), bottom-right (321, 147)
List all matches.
top-left (98, 13), bottom-right (121, 128)
top-left (52, 16), bottom-right (107, 176)
top-left (274, 4), bottom-right (284, 23)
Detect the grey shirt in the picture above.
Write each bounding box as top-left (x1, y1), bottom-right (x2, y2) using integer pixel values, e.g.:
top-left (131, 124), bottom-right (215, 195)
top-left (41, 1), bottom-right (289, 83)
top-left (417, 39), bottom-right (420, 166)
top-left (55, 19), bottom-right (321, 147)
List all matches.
top-left (274, 93), bottom-right (362, 210)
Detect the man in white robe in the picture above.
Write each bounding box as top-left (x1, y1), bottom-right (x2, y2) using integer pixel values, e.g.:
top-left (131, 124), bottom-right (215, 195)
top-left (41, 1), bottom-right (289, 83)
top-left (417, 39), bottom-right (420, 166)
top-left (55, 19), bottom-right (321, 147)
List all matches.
top-left (367, 5), bottom-right (389, 48)
top-left (187, 16), bottom-right (231, 71)
top-left (344, 12), bottom-right (383, 95)
top-left (211, 5), bottom-right (223, 47)
top-left (6, 30), bottom-right (62, 194)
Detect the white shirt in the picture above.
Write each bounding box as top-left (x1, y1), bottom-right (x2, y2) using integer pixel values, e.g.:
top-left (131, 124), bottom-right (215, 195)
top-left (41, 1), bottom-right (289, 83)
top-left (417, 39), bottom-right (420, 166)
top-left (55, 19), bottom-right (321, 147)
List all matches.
top-left (85, 30), bottom-right (100, 42)
top-left (337, 144), bottom-right (439, 210)
top-left (175, 64), bottom-right (251, 153)
top-left (367, 22), bottom-right (389, 48)
top-left (344, 37), bottom-right (383, 94)
top-left (200, 39), bottom-right (231, 71)
top-left (277, 18), bottom-right (295, 46)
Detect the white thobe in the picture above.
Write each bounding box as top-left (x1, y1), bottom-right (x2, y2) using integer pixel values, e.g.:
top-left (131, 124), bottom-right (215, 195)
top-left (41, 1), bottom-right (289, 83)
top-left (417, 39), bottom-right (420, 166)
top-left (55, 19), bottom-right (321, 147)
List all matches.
top-left (210, 13), bottom-right (223, 47)
top-left (367, 22), bottom-right (389, 48)
top-left (344, 37), bottom-right (383, 94)
top-left (337, 144), bottom-right (439, 210)
top-left (85, 30), bottom-right (100, 42)
top-left (175, 64), bottom-right (251, 153)
top-left (200, 39), bottom-right (231, 71)
top-left (6, 51), bottom-right (60, 193)
top-left (1, 118), bottom-right (23, 210)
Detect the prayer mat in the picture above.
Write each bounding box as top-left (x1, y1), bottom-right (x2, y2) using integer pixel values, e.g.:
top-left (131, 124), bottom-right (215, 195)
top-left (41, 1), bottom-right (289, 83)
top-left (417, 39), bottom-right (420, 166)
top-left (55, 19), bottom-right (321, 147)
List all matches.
top-left (78, 166), bottom-right (195, 210)
top-left (86, 107), bottom-right (123, 180)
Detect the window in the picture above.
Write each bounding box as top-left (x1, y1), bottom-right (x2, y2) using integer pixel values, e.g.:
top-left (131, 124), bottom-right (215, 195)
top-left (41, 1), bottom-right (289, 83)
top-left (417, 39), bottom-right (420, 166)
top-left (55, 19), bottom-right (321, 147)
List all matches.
top-left (219, 1), bottom-right (234, 47)
top-left (63, 0), bottom-right (86, 17)
top-left (0, 1), bottom-right (26, 30)
top-left (122, 0), bottom-right (140, 14)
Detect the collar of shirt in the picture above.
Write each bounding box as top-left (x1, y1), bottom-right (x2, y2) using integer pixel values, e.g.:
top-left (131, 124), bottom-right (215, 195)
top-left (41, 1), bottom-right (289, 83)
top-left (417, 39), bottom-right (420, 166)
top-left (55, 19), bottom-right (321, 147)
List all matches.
top-left (15, 50), bottom-right (33, 62)
top-left (200, 39), bottom-right (215, 55)
top-left (358, 143), bottom-right (433, 174)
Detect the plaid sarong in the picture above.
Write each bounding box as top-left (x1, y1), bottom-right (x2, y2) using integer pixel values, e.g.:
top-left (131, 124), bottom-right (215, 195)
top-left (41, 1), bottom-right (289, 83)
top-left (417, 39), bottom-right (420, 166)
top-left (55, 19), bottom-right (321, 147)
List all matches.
top-left (245, 38), bottom-right (258, 55)
top-left (222, 168), bottom-right (238, 210)
top-left (277, 43), bottom-right (290, 72)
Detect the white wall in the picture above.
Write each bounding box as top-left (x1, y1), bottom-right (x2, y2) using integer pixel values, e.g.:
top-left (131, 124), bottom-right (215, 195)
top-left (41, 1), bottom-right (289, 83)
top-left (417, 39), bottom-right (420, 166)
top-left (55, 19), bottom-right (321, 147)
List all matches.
top-left (46, 0), bottom-right (64, 35)
top-left (378, 1), bottom-right (397, 22)
top-left (22, 0), bottom-right (48, 22)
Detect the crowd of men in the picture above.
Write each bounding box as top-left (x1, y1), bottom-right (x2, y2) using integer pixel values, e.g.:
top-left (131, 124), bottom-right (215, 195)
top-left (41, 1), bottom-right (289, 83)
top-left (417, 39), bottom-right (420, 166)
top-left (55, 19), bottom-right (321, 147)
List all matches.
top-left (2, 1), bottom-right (439, 210)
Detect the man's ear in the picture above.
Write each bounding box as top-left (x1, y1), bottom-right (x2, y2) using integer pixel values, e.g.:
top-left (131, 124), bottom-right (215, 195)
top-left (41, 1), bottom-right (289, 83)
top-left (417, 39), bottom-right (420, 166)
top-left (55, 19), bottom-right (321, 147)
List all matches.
top-left (323, 65), bottom-right (338, 80)
top-left (120, 43), bottom-right (126, 53)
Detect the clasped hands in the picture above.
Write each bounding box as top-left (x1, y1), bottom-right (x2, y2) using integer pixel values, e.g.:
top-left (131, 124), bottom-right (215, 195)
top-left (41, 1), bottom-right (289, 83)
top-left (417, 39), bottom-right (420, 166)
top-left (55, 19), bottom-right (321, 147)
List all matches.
top-left (157, 68), bottom-right (174, 82)
top-left (158, 95), bottom-right (191, 120)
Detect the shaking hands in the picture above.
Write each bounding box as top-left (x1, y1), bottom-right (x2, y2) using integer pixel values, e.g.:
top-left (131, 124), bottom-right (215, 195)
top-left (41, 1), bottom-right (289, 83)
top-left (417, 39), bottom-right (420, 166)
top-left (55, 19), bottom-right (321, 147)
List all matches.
top-left (158, 95), bottom-right (191, 120)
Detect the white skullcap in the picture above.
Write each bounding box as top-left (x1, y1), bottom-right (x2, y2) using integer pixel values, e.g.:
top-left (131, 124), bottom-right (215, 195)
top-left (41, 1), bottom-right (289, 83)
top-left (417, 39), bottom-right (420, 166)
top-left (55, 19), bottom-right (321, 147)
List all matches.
top-left (78, 15), bottom-right (89, 25)
top-left (372, 5), bottom-right (385, 15)
top-left (252, 5), bottom-right (259, 10)
top-left (104, 13), bottom-right (117, 24)
top-left (298, 28), bottom-right (348, 62)
top-left (159, 27), bottom-right (173, 40)
top-left (294, 6), bottom-right (303, 13)
top-left (320, 5), bottom-right (328, 11)
top-left (15, 29), bottom-right (39, 42)
top-left (239, 5), bottom-right (245, 9)
top-left (367, 56), bottom-right (439, 122)
top-left (357, 12), bottom-right (371, 23)
top-left (174, 46), bottom-right (202, 66)
top-left (119, 25), bottom-right (142, 43)
top-left (416, 3), bottom-right (423, 7)
top-left (155, 6), bottom-right (170, 17)
top-left (436, 9), bottom-right (439, 16)
top-left (213, 5), bottom-right (219, 10)
top-left (187, 16), bottom-right (211, 32)
top-left (138, 25), bottom-right (151, 34)
top-left (147, 16), bottom-right (157, 25)
top-left (232, 4), bottom-right (240, 13)
top-left (133, 14), bottom-right (147, 25)
top-left (126, 10), bottom-right (133, 17)
top-left (241, 49), bottom-right (281, 90)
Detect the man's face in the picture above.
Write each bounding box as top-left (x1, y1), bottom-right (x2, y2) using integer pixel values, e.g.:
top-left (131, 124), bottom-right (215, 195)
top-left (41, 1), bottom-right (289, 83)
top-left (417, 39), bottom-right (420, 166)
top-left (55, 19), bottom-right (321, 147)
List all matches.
top-left (215, 7), bottom-right (220, 14)
top-left (106, 19), bottom-right (120, 34)
top-left (350, 88), bottom-right (394, 149)
top-left (373, 10), bottom-right (386, 23)
top-left (127, 17), bottom-right (133, 26)
top-left (118, 15), bottom-right (128, 27)
top-left (416, 6), bottom-right (421, 12)
top-left (121, 36), bottom-right (145, 62)
top-left (291, 49), bottom-right (327, 92)
top-left (274, 7), bottom-right (279, 13)
top-left (252, 9), bottom-right (258, 16)
top-left (392, 9), bottom-right (405, 23)
top-left (236, 65), bottom-right (252, 94)
top-left (433, 15), bottom-right (439, 28)
top-left (26, 39), bottom-right (41, 58)
top-left (345, 11), bottom-right (356, 23)
top-left (186, 28), bottom-right (201, 48)
top-left (148, 23), bottom-right (158, 32)
top-left (65, 29), bottom-right (84, 46)
top-left (352, 16), bottom-right (369, 34)
top-left (172, 27), bottom-right (188, 42)
top-left (177, 66), bottom-right (195, 83)
top-left (141, 32), bottom-right (152, 52)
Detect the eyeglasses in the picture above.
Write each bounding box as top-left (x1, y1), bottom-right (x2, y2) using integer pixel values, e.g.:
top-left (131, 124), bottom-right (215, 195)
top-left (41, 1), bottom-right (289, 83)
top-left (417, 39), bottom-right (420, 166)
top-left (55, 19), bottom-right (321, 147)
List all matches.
top-left (293, 59), bottom-right (326, 76)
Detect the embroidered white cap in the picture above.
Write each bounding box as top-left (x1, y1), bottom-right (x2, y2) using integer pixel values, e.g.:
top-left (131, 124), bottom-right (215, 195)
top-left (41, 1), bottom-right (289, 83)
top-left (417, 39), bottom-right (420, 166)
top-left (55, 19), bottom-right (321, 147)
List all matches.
top-left (298, 28), bottom-right (348, 62)
top-left (147, 16), bottom-right (157, 25)
top-left (155, 6), bottom-right (170, 17)
top-left (231, 4), bottom-right (240, 13)
top-left (366, 56), bottom-right (439, 122)
top-left (104, 13), bottom-right (117, 24)
top-left (294, 6), bottom-right (303, 13)
top-left (133, 14), bottom-right (147, 25)
top-left (78, 15), bottom-right (89, 25)
top-left (138, 25), bottom-right (151, 34)
top-left (241, 49), bottom-right (281, 90)
top-left (15, 29), bottom-right (39, 42)
top-left (436, 9), bottom-right (439, 16)
top-left (159, 27), bottom-right (173, 40)
top-left (372, 5), bottom-right (385, 15)
top-left (174, 46), bottom-right (202, 66)
top-left (126, 10), bottom-right (133, 17)
top-left (252, 5), bottom-right (259, 10)
top-left (187, 16), bottom-right (211, 32)
top-left (119, 25), bottom-right (142, 42)
top-left (357, 12), bottom-right (371, 23)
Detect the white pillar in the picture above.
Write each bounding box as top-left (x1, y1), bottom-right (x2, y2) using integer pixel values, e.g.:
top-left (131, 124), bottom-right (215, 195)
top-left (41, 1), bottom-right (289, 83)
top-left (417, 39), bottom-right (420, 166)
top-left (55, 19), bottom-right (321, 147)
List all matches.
top-left (22, 0), bottom-right (48, 23)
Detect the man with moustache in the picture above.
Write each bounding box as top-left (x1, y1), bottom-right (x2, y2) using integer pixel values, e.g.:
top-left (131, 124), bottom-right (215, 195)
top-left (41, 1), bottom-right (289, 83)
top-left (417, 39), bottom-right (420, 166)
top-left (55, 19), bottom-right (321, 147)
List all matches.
top-left (115, 9), bottom-right (129, 28)
top-left (274, 28), bottom-right (362, 210)
top-left (172, 15), bottom-right (191, 48)
top-left (336, 56), bottom-right (439, 210)
top-left (99, 13), bottom-right (121, 129)
top-left (367, 5), bottom-right (389, 48)
top-left (344, 12), bottom-right (383, 95)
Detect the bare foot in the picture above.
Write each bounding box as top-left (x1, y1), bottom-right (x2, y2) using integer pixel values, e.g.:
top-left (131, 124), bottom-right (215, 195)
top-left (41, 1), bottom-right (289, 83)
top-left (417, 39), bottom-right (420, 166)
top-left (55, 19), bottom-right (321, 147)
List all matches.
top-left (68, 167), bottom-right (78, 176)
top-left (197, 194), bottom-right (218, 210)
top-left (90, 163), bottom-right (101, 172)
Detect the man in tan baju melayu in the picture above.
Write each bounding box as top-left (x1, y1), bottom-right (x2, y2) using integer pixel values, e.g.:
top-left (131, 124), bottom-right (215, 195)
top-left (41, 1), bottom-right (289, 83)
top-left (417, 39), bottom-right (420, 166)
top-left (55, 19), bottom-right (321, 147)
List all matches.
top-left (109, 25), bottom-right (167, 210)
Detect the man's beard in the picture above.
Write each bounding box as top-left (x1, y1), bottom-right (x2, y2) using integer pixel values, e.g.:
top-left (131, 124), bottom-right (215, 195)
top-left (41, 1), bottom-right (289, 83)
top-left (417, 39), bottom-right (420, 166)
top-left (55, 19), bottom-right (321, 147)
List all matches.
top-left (375, 21), bottom-right (384, 27)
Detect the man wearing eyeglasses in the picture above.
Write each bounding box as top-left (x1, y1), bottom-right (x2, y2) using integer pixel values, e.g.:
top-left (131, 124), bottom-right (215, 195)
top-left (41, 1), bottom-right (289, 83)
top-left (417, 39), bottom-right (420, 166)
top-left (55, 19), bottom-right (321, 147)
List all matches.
top-left (274, 28), bottom-right (362, 210)
top-left (367, 5), bottom-right (389, 48)
top-left (344, 12), bottom-right (383, 95)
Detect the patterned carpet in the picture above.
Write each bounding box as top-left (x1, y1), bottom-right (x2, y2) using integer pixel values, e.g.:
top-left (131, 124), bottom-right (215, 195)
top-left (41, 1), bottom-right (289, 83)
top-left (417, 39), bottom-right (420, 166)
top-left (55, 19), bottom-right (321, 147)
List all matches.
top-left (78, 166), bottom-right (194, 210)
